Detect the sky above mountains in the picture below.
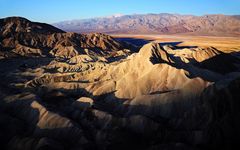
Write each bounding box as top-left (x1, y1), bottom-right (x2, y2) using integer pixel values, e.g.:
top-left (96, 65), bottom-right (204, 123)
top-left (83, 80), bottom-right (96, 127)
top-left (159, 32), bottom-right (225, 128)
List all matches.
top-left (1, 0), bottom-right (240, 23)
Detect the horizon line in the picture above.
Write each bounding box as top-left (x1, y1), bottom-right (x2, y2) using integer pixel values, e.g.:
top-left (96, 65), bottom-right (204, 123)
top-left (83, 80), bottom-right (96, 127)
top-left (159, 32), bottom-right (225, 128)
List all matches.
top-left (1, 12), bottom-right (240, 24)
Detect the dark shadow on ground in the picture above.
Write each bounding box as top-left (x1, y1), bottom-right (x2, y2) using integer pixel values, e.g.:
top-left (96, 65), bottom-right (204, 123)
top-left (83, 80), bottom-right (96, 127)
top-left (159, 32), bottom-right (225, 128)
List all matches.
top-left (160, 41), bottom-right (198, 49)
top-left (198, 51), bottom-right (240, 74)
top-left (115, 38), bottom-right (153, 47)
top-left (115, 38), bottom-right (198, 49)
top-left (159, 41), bottom-right (183, 47)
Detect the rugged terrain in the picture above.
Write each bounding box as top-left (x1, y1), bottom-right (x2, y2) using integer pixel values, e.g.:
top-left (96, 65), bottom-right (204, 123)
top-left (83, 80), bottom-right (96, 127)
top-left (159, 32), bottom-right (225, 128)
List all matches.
top-left (54, 13), bottom-right (240, 36)
top-left (1, 17), bottom-right (240, 150)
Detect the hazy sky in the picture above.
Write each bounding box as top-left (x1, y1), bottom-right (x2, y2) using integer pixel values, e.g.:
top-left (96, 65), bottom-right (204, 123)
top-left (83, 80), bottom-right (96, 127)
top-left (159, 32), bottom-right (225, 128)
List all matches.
top-left (1, 0), bottom-right (240, 23)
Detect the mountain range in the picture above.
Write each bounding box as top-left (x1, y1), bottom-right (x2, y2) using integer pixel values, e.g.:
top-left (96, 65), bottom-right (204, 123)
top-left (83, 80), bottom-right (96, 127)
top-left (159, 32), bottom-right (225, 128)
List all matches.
top-left (54, 13), bottom-right (240, 36)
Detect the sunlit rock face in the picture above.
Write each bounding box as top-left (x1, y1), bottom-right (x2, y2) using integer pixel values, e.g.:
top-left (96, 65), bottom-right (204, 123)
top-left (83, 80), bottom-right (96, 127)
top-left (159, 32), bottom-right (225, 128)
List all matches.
top-left (1, 17), bottom-right (240, 150)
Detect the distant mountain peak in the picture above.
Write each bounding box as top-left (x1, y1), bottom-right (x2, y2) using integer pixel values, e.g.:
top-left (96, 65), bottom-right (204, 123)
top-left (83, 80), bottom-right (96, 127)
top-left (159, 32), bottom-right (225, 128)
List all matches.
top-left (0, 16), bottom-right (65, 35)
top-left (104, 13), bottom-right (125, 18)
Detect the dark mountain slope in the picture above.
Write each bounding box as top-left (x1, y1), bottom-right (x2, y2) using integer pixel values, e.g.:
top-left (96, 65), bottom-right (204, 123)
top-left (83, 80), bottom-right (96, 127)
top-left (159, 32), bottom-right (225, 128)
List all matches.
top-left (0, 17), bottom-right (136, 59)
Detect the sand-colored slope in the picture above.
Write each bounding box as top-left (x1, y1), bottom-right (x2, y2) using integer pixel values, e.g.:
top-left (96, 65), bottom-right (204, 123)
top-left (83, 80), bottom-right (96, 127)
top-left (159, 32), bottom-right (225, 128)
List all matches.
top-left (88, 43), bottom-right (221, 98)
top-left (21, 43), bottom-right (232, 120)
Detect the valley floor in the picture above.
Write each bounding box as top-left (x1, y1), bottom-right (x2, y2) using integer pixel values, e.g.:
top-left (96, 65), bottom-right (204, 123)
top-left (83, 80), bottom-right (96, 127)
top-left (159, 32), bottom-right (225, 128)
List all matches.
top-left (113, 34), bottom-right (240, 52)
